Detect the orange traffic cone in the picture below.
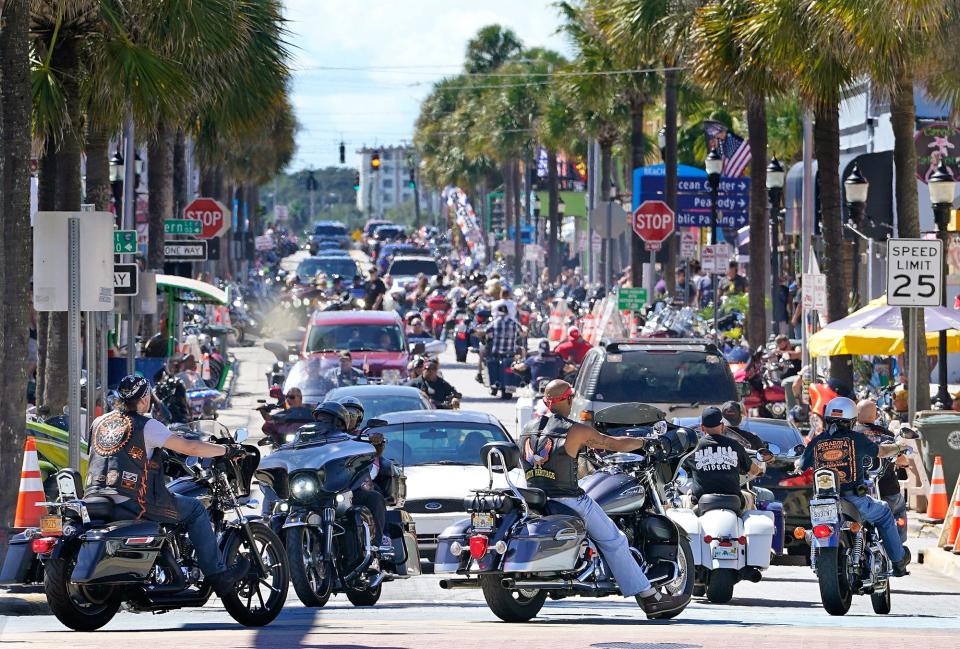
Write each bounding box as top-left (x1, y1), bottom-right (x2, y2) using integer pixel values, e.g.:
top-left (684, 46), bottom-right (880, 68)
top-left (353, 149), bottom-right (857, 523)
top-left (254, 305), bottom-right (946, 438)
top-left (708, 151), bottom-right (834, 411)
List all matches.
top-left (948, 484), bottom-right (960, 552)
top-left (14, 437), bottom-right (45, 528)
top-left (924, 455), bottom-right (949, 522)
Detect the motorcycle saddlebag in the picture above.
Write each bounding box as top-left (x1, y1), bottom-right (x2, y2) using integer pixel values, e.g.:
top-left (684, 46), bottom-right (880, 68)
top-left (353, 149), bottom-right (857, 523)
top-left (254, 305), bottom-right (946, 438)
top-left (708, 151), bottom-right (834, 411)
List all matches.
top-left (434, 518), bottom-right (471, 574)
top-left (71, 520), bottom-right (165, 585)
top-left (0, 533), bottom-right (39, 584)
top-left (385, 509), bottom-right (420, 576)
top-left (743, 510), bottom-right (775, 568)
top-left (502, 514), bottom-right (586, 573)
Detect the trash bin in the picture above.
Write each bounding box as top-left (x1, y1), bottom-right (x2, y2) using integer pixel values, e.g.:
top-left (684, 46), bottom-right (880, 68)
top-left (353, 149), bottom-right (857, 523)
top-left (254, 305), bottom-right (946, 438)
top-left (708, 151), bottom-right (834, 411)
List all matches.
top-left (912, 411), bottom-right (960, 495)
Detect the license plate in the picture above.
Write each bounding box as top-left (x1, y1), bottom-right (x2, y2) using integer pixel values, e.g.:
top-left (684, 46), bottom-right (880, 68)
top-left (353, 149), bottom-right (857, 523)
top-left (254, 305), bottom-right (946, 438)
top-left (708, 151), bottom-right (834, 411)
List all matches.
top-left (810, 503), bottom-right (839, 525)
top-left (471, 512), bottom-right (495, 531)
top-left (39, 514), bottom-right (63, 536)
top-left (711, 544), bottom-right (737, 560)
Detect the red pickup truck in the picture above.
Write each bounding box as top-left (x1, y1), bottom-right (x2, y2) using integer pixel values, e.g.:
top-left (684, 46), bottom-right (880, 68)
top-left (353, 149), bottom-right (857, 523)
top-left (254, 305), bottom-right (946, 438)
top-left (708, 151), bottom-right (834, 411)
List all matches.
top-left (302, 310), bottom-right (409, 381)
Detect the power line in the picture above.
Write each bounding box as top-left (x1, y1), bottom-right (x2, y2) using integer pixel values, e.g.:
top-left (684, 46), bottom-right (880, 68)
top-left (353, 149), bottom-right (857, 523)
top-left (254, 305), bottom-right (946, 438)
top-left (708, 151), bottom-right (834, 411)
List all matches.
top-left (294, 63), bottom-right (685, 78)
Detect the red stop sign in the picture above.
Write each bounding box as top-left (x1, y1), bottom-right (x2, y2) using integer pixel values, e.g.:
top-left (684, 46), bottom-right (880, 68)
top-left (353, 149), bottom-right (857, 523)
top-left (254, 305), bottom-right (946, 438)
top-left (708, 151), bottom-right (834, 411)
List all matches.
top-left (632, 200), bottom-right (675, 243)
top-left (183, 198), bottom-right (230, 239)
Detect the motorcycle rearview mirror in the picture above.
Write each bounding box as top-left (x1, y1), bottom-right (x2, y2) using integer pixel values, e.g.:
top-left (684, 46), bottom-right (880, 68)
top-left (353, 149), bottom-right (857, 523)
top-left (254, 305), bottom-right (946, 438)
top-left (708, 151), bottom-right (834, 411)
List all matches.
top-left (410, 342), bottom-right (426, 355)
top-left (269, 385), bottom-right (283, 400)
top-left (758, 448), bottom-right (775, 463)
top-left (263, 340), bottom-right (289, 362)
top-left (898, 426), bottom-right (920, 440)
top-left (653, 420), bottom-right (668, 436)
top-left (234, 427), bottom-right (249, 443)
top-left (793, 443), bottom-right (806, 456)
top-left (257, 437), bottom-right (273, 447)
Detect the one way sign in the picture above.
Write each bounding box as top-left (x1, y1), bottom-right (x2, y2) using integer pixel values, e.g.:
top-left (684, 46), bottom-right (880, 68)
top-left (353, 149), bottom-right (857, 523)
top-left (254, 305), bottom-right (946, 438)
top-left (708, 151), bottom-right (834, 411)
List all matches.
top-left (113, 263), bottom-right (139, 296)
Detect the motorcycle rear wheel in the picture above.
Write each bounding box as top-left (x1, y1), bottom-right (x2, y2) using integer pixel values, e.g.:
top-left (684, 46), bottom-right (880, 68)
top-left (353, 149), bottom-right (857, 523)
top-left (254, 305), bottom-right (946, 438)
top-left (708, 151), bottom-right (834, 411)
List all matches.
top-left (705, 568), bottom-right (737, 604)
top-left (221, 522), bottom-right (290, 626)
top-left (871, 581), bottom-right (891, 614)
top-left (479, 575), bottom-right (546, 622)
top-left (287, 526), bottom-right (334, 607)
top-left (815, 545), bottom-right (853, 615)
top-left (44, 556), bottom-right (120, 631)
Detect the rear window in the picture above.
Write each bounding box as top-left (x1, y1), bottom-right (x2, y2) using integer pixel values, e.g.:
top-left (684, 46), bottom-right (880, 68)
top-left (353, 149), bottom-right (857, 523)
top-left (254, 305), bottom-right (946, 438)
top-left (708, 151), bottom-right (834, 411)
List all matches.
top-left (375, 226), bottom-right (405, 240)
top-left (314, 224), bottom-right (347, 236)
top-left (367, 422), bottom-right (509, 467)
top-left (388, 258), bottom-right (439, 277)
top-left (590, 350), bottom-right (736, 404)
top-left (297, 257), bottom-right (359, 279)
top-left (325, 393), bottom-right (428, 420)
top-left (306, 323), bottom-right (404, 353)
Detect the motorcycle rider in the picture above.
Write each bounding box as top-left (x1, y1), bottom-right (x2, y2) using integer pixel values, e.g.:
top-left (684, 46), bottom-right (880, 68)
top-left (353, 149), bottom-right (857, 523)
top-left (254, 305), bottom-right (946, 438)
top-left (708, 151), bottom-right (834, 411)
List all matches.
top-left (408, 359), bottom-right (461, 409)
top-left (483, 304), bottom-right (518, 395)
top-left (85, 375), bottom-right (248, 595)
top-left (774, 334), bottom-right (801, 378)
top-left (518, 379), bottom-right (687, 617)
top-left (555, 326), bottom-right (592, 365)
top-left (323, 351), bottom-right (367, 387)
top-left (514, 340), bottom-right (565, 388)
top-left (855, 399), bottom-right (910, 545)
top-left (686, 406), bottom-right (766, 509)
top-left (796, 396), bottom-right (909, 576)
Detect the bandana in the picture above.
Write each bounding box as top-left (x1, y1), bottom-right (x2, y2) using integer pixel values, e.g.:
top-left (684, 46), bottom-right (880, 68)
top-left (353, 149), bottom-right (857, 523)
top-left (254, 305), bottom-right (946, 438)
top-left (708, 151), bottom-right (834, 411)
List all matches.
top-left (543, 387), bottom-right (574, 409)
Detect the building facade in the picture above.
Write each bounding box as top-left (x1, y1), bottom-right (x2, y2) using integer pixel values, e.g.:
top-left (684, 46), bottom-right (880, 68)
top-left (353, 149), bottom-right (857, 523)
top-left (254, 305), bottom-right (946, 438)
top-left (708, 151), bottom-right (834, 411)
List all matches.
top-left (355, 145), bottom-right (418, 216)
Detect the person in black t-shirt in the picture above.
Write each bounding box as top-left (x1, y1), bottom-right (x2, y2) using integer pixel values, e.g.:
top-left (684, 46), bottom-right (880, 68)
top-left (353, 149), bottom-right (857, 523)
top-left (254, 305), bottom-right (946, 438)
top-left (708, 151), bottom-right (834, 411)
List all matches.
top-left (364, 267), bottom-right (387, 310)
top-left (688, 406), bottom-right (764, 504)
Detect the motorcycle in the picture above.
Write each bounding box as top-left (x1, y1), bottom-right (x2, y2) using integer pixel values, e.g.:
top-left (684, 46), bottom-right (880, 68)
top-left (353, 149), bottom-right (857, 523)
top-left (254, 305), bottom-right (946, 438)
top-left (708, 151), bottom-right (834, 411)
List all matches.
top-left (435, 403), bottom-right (696, 622)
top-left (256, 426), bottom-right (420, 608)
top-left (32, 422), bottom-right (288, 631)
top-left (667, 449), bottom-right (778, 603)
top-left (257, 402), bottom-right (317, 449)
top-left (734, 348), bottom-right (787, 419)
top-left (793, 427), bottom-right (919, 615)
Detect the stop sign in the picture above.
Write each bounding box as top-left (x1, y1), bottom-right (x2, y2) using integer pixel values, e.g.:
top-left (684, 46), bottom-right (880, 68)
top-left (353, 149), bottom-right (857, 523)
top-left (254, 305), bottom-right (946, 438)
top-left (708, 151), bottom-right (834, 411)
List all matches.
top-left (632, 200), bottom-right (675, 244)
top-left (183, 198), bottom-right (230, 239)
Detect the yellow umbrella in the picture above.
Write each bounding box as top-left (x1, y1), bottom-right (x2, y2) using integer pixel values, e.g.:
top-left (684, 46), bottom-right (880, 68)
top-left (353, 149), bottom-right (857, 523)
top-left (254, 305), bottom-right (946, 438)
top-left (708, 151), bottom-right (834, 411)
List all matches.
top-left (808, 295), bottom-right (960, 357)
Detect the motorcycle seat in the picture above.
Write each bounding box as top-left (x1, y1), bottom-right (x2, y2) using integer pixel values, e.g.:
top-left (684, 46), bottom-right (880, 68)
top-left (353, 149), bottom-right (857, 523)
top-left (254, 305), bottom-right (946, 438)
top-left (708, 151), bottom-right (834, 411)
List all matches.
top-left (84, 496), bottom-right (120, 522)
top-left (515, 487), bottom-right (547, 509)
top-left (695, 494), bottom-right (743, 516)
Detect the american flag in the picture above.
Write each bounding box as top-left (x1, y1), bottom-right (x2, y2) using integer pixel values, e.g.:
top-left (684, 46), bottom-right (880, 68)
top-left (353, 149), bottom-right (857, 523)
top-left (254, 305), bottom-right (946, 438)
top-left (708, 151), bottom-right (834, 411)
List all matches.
top-left (721, 131), bottom-right (751, 177)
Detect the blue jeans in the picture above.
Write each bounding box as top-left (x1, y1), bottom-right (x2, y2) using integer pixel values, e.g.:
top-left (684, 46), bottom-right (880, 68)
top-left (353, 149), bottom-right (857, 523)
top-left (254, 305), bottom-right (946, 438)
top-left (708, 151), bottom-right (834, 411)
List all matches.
top-left (555, 494), bottom-right (653, 597)
top-left (175, 494), bottom-right (224, 576)
top-left (843, 494), bottom-right (904, 562)
top-left (486, 354), bottom-right (507, 388)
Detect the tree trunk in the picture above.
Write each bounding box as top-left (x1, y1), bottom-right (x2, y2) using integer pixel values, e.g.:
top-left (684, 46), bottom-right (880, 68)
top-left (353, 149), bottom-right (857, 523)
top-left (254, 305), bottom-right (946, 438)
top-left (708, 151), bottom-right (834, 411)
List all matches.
top-left (547, 148), bottom-right (560, 277)
top-left (814, 104), bottom-right (853, 387)
top-left (44, 33), bottom-right (83, 416)
top-left (513, 159), bottom-right (522, 283)
top-left (664, 69), bottom-right (679, 294)
top-left (85, 121), bottom-right (112, 211)
top-left (0, 0), bottom-right (33, 560)
top-left (599, 139), bottom-right (613, 285)
top-left (629, 96), bottom-right (645, 288)
top-left (891, 67), bottom-right (930, 409)
top-left (173, 128), bottom-right (187, 215)
top-left (745, 93), bottom-right (769, 349)
top-left (148, 121), bottom-right (173, 271)
top-left (36, 150), bottom-right (57, 409)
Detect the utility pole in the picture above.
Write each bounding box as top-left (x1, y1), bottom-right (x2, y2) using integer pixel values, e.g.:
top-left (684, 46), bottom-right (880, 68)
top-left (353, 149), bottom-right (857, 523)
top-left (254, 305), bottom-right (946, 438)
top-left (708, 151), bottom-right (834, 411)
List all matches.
top-left (123, 110), bottom-right (137, 376)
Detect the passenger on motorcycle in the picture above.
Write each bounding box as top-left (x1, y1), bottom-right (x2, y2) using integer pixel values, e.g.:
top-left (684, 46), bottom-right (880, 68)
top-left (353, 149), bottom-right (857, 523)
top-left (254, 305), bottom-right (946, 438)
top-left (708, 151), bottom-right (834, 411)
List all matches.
top-left (518, 379), bottom-right (687, 617)
top-left (686, 407), bottom-right (765, 509)
top-left (797, 396), bottom-right (909, 576)
top-left (554, 326), bottom-right (592, 365)
top-left (855, 399), bottom-right (910, 544)
top-left (85, 375), bottom-right (249, 595)
top-left (408, 359), bottom-right (461, 409)
top-left (514, 340), bottom-right (565, 387)
top-left (323, 351), bottom-right (367, 387)
top-left (154, 358), bottom-right (191, 424)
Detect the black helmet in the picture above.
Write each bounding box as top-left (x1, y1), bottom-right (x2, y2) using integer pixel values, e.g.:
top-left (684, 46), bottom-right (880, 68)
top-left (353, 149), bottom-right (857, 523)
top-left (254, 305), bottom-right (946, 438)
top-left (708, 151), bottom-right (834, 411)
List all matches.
top-left (338, 396), bottom-right (365, 430)
top-left (117, 374), bottom-right (149, 404)
top-left (312, 401), bottom-right (350, 430)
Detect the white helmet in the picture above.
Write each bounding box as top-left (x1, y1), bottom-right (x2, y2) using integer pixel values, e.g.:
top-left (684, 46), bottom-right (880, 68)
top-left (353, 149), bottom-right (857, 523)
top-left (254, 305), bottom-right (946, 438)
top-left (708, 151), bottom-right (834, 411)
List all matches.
top-left (823, 396), bottom-right (856, 425)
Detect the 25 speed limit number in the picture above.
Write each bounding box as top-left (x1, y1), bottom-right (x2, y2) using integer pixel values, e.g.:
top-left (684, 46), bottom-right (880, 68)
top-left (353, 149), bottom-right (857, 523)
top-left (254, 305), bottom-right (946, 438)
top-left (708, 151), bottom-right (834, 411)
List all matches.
top-left (886, 238), bottom-right (943, 307)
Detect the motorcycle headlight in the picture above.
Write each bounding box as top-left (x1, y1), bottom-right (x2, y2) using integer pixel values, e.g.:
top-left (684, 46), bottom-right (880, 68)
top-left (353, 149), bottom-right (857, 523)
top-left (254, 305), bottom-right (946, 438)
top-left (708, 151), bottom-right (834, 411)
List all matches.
top-left (290, 474), bottom-right (319, 501)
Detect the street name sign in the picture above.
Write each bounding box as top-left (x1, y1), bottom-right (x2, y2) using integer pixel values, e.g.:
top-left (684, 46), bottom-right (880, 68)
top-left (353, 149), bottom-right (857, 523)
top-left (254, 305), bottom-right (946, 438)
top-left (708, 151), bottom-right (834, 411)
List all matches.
top-left (635, 171), bottom-right (750, 229)
top-left (632, 200), bottom-right (675, 252)
top-left (886, 238), bottom-right (943, 307)
top-left (114, 230), bottom-right (138, 254)
top-left (164, 240), bottom-right (208, 261)
top-left (113, 263), bottom-right (139, 296)
top-left (617, 287), bottom-right (648, 311)
top-left (164, 219), bottom-right (203, 235)
top-left (182, 197), bottom-right (230, 239)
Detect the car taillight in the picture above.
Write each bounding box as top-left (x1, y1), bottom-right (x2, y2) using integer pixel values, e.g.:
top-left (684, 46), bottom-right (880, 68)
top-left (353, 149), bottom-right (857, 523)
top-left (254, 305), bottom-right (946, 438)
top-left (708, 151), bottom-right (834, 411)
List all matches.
top-left (32, 538), bottom-right (57, 554)
top-left (812, 525), bottom-right (833, 539)
top-left (469, 535), bottom-right (489, 559)
top-left (779, 468), bottom-right (813, 487)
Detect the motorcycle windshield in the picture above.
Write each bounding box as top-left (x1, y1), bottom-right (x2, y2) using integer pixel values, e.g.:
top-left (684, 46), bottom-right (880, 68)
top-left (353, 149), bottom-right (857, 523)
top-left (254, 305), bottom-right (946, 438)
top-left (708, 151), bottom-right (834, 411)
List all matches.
top-left (258, 436), bottom-right (375, 475)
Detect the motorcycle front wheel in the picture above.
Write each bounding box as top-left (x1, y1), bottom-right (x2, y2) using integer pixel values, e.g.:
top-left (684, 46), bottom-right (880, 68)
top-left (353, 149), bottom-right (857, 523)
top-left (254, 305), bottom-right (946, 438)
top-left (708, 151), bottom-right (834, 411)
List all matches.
top-left (815, 544), bottom-right (853, 615)
top-left (220, 522), bottom-right (290, 626)
top-left (44, 556), bottom-right (120, 631)
top-left (286, 526), bottom-right (334, 607)
top-left (480, 574), bottom-right (546, 622)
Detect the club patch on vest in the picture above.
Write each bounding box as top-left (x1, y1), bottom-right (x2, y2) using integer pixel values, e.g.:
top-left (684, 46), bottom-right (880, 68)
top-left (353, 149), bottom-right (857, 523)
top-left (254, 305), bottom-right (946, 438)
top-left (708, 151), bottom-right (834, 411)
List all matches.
top-left (106, 470), bottom-right (119, 486)
top-left (120, 471), bottom-right (139, 490)
top-left (93, 412), bottom-right (133, 455)
top-left (523, 436), bottom-right (557, 480)
top-left (128, 446), bottom-right (145, 461)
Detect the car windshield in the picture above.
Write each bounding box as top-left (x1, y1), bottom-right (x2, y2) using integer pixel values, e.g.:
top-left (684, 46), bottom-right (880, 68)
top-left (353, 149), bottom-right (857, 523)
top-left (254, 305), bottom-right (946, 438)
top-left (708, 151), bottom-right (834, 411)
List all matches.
top-left (297, 257), bottom-right (359, 280)
top-left (306, 323), bottom-right (404, 352)
top-left (592, 350), bottom-right (736, 403)
top-left (389, 258), bottom-right (439, 277)
top-left (325, 391), bottom-right (428, 419)
top-left (314, 224), bottom-right (347, 236)
top-left (738, 422), bottom-right (804, 455)
top-left (370, 422), bottom-right (508, 467)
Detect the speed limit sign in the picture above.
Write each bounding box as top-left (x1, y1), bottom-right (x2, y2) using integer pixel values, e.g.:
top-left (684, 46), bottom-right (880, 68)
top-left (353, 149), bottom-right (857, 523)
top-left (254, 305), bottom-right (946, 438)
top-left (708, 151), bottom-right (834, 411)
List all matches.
top-left (886, 238), bottom-right (943, 307)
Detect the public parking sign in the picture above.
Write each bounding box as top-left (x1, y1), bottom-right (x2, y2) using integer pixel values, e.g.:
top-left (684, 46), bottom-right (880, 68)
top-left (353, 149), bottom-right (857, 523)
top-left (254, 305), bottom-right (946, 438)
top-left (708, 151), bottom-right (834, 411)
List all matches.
top-left (887, 238), bottom-right (943, 306)
top-left (164, 240), bottom-right (208, 261)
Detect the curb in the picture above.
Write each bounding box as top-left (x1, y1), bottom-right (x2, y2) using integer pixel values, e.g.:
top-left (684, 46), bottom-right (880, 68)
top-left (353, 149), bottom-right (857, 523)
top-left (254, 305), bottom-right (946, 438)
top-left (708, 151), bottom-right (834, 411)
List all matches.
top-left (918, 546), bottom-right (960, 581)
top-left (0, 592), bottom-right (50, 616)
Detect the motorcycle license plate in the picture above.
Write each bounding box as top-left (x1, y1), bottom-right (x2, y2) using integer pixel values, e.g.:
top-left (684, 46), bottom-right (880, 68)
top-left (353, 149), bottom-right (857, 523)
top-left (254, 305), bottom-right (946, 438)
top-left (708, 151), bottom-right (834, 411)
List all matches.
top-left (471, 512), bottom-right (495, 531)
top-left (39, 514), bottom-right (63, 536)
top-left (810, 503), bottom-right (839, 525)
top-left (711, 544), bottom-right (737, 560)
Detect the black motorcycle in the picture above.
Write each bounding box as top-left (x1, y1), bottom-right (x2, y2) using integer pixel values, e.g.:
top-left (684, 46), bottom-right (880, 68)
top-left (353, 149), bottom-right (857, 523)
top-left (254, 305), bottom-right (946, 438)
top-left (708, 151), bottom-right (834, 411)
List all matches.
top-left (33, 421), bottom-right (288, 631)
top-left (256, 425), bottom-right (420, 608)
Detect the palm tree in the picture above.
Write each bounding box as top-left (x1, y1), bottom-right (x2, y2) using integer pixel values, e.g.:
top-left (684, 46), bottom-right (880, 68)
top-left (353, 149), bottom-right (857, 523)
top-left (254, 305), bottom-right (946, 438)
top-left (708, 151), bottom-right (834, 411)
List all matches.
top-left (464, 25), bottom-right (522, 74)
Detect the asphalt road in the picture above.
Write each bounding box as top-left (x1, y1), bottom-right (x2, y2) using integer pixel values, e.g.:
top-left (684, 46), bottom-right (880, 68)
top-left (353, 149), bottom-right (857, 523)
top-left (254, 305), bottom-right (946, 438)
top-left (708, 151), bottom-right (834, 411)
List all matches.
top-left (4, 266), bottom-right (960, 647)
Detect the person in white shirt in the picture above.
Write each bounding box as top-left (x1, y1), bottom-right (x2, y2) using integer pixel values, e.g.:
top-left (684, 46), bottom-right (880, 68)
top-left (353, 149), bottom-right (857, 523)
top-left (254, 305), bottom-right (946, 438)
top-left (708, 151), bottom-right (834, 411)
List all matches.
top-left (491, 286), bottom-right (518, 320)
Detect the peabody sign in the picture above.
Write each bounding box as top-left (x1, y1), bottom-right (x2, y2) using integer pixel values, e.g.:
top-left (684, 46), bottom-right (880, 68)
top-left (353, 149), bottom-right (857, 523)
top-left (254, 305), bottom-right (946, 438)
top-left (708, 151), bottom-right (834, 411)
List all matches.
top-left (915, 122), bottom-right (960, 184)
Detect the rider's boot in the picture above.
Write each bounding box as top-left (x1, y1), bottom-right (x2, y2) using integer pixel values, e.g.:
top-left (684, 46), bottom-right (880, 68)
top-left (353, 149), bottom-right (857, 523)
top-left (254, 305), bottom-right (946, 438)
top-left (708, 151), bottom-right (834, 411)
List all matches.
top-left (207, 556), bottom-right (251, 596)
top-left (637, 589), bottom-right (687, 617)
top-left (892, 556), bottom-right (909, 577)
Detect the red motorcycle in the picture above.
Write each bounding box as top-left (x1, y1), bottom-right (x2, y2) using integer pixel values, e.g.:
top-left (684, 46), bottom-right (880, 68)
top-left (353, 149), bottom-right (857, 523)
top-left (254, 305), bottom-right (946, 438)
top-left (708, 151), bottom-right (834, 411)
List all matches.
top-left (423, 294), bottom-right (452, 338)
top-left (734, 348), bottom-right (787, 418)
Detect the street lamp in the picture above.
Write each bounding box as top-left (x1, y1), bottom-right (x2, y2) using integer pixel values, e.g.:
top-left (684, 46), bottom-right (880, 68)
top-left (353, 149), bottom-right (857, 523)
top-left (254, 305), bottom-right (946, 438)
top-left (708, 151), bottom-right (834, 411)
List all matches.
top-left (844, 162), bottom-right (869, 308)
top-left (658, 127), bottom-right (667, 160)
top-left (767, 156), bottom-right (786, 293)
top-left (929, 157), bottom-right (955, 408)
top-left (705, 147), bottom-right (723, 245)
top-left (109, 150), bottom-right (125, 222)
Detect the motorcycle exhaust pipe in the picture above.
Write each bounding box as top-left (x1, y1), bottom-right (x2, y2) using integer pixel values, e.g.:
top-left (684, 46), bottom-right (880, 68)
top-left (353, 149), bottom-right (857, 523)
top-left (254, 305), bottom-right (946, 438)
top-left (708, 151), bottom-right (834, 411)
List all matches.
top-left (501, 578), bottom-right (618, 593)
top-left (439, 578), bottom-right (480, 590)
top-left (740, 566), bottom-right (763, 583)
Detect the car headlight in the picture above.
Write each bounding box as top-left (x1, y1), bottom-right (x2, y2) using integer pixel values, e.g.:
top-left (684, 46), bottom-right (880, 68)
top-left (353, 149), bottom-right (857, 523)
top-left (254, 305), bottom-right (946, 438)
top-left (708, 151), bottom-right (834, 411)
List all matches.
top-left (290, 474), bottom-right (319, 500)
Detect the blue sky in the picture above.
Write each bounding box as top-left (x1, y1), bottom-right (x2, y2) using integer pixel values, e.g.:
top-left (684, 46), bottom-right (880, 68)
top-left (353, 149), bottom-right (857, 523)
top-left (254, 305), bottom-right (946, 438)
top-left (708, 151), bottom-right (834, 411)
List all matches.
top-left (284, 1), bottom-right (571, 171)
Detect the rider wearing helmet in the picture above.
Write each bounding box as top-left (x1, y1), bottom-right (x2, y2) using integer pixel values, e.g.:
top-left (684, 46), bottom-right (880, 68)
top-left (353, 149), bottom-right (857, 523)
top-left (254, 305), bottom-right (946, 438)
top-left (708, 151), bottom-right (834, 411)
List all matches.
top-left (296, 400), bottom-right (352, 443)
top-left (338, 396), bottom-right (365, 432)
top-left (797, 396), bottom-right (909, 576)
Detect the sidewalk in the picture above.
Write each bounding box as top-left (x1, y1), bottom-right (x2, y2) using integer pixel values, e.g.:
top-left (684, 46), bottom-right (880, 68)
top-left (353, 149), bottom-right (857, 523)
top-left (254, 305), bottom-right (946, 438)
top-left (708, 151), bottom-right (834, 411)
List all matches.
top-left (912, 519), bottom-right (960, 580)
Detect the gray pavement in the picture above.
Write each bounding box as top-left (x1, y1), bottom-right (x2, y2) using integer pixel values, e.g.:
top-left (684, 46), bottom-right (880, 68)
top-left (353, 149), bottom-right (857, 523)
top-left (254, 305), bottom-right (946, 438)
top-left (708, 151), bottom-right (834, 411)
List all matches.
top-left (4, 328), bottom-right (960, 646)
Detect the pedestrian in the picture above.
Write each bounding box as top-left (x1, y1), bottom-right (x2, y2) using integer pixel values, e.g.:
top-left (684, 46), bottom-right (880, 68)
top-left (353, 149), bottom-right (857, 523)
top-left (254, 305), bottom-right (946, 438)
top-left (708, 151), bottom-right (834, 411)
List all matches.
top-left (719, 260), bottom-right (747, 296)
top-left (364, 266), bottom-right (387, 310)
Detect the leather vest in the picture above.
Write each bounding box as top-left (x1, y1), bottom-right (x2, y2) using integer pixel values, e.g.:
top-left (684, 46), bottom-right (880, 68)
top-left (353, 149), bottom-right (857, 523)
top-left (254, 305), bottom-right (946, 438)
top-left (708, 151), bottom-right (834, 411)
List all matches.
top-left (85, 411), bottom-right (179, 523)
top-left (519, 414), bottom-right (582, 497)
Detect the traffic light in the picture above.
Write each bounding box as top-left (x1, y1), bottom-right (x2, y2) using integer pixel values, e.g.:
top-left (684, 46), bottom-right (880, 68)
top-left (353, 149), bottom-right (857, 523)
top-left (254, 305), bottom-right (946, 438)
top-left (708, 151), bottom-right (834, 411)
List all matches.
top-left (408, 168), bottom-right (415, 189)
top-left (305, 171), bottom-right (318, 192)
top-left (353, 172), bottom-right (360, 191)
top-left (339, 140), bottom-right (345, 165)
top-left (370, 152), bottom-right (380, 171)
